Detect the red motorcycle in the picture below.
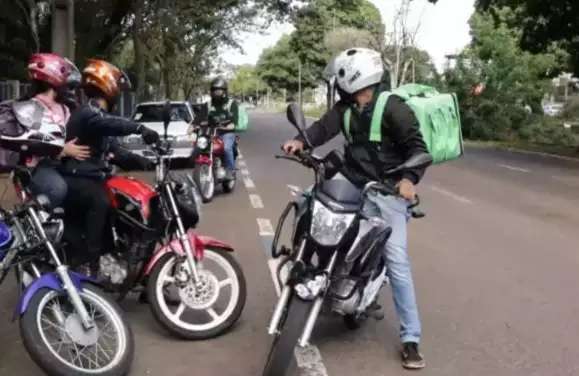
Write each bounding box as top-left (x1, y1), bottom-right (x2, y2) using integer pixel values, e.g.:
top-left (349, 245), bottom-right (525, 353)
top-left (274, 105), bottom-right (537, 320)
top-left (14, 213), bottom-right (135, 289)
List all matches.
top-left (192, 121), bottom-right (238, 202)
top-left (36, 124), bottom-right (246, 340)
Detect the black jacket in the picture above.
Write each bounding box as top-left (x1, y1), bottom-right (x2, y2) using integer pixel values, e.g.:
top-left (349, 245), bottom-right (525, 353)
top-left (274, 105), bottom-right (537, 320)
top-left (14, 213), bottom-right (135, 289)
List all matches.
top-left (61, 101), bottom-right (143, 177)
top-left (299, 95), bottom-right (428, 185)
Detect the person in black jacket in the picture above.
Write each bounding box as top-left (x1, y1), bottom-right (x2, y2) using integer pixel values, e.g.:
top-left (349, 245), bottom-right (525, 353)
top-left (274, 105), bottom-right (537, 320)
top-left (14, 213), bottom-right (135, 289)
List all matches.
top-left (283, 48), bottom-right (428, 370)
top-left (61, 59), bottom-right (159, 274)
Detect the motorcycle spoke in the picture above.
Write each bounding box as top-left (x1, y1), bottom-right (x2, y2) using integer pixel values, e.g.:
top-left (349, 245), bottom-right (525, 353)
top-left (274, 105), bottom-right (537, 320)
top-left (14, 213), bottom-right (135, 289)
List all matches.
top-left (206, 308), bottom-right (219, 321)
top-left (174, 303), bottom-right (186, 318)
top-left (218, 278), bottom-right (233, 289)
top-left (41, 316), bottom-right (66, 332)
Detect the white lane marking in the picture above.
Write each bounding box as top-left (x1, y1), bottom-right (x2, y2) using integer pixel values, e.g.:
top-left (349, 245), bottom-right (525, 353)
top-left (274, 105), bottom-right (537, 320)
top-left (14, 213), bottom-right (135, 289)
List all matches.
top-left (287, 184), bottom-right (303, 197)
top-left (238, 160), bottom-right (247, 167)
top-left (249, 194), bottom-right (264, 209)
top-left (240, 168), bottom-right (251, 176)
top-left (243, 177), bottom-right (256, 189)
top-left (498, 164), bottom-right (530, 173)
top-left (257, 218), bottom-right (275, 236)
top-left (430, 185), bottom-right (473, 204)
top-left (295, 346), bottom-right (329, 376)
top-left (238, 151), bottom-right (244, 158)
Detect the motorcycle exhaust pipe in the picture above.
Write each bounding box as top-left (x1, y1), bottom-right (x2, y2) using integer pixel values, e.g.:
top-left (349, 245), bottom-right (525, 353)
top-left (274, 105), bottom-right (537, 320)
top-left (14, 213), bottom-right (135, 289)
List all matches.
top-left (267, 239), bottom-right (307, 335)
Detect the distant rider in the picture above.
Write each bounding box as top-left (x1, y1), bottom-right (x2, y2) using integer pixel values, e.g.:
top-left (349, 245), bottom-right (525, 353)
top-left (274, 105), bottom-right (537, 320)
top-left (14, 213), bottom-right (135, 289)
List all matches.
top-left (208, 77), bottom-right (239, 180)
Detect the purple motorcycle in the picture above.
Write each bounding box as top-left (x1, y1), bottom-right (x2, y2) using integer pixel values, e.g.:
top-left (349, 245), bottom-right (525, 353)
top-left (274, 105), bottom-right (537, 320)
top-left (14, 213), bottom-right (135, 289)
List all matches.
top-left (0, 167), bottom-right (134, 376)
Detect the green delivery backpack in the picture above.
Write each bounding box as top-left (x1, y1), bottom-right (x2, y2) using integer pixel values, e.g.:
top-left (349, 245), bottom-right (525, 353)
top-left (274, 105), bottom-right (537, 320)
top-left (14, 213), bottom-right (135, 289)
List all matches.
top-left (344, 84), bottom-right (464, 164)
top-left (229, 101), bottom-right (249, 132)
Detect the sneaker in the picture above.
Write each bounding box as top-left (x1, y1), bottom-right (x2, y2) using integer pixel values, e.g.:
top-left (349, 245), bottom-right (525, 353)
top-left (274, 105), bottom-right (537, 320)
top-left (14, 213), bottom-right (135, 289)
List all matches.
top-left (225, 170), bottom-right (235, 181)
top-left (401, 342), bottom-right (425, 370)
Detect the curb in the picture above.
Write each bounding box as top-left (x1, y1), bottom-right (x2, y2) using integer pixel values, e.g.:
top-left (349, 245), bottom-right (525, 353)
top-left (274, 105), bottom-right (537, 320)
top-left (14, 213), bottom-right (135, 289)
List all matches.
top-left (467, 142), bottom-right (579, 163)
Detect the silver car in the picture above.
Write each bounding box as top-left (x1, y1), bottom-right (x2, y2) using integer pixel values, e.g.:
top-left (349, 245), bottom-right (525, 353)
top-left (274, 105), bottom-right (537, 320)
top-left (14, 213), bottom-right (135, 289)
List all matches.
top-left (121, 101), bottom-right (196, 159)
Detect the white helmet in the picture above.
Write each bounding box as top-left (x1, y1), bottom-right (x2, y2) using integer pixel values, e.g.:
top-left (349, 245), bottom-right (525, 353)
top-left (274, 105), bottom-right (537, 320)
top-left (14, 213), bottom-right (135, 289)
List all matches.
top-left (332, 48), bottom-right (384, 94)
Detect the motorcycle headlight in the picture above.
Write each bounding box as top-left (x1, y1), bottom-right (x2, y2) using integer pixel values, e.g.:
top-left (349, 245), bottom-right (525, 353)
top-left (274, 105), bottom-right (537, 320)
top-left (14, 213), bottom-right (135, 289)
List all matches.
top-left (196, 136), bottom-right (209, 149)
top-left (310, 200), bottom-right (355, 246)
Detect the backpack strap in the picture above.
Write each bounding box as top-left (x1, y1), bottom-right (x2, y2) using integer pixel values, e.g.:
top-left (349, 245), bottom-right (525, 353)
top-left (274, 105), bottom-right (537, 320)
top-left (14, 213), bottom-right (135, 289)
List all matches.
top-left (343, 91), bottom-right (392, 143)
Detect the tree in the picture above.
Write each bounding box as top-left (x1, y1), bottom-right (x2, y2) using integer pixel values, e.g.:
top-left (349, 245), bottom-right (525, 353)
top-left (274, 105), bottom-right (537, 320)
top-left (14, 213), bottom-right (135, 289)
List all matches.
top-left (289, 0), bottom-right (383, 89)
top-left (475, 0), bottom-right (579, 75)
top-left (256, 35), bottom-right (301, 95)
top-left (324, 27), bottom-right (377, 56)
top-left (229, 65), bottom-right (266, 100)
top-left (444, 7), bottom-right (567, 141)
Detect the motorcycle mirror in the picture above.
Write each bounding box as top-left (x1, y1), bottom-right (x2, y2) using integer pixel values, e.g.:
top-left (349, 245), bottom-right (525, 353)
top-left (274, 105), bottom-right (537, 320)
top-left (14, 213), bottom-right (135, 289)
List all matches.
top-left (386, 153), bottom-right (433, 175)
top-left (286, 103), bottom-right (312, 148)
top-left (162, 101), bottom-right (171, 140)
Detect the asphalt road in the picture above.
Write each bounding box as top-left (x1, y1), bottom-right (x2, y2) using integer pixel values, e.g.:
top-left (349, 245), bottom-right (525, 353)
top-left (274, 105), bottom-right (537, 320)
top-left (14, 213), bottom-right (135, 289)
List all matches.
top-left (1, 110), bottom-right (579, 376)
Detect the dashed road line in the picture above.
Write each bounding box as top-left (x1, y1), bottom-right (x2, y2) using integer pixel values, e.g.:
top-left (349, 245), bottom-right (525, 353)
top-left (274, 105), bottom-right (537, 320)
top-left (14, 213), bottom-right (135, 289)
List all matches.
top-left (240, 168), bottom-right (251, 176)
top-left (249, 194), bottom-right (264, 209)
top-left (256, 218), bottom-right (275, 236)
top-left (498, 164), bottom-right (531, 173)
top-left (238, 160), bottom-right (247, 167)
top-left (430, 185), bottom-right (473, 204)
top-left (243, 177), bottom-right (256, 189)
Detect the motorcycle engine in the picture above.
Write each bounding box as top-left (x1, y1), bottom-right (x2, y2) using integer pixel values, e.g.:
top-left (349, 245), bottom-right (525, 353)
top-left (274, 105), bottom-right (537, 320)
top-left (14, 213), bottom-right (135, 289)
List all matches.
top-left (99, 254), bottom-right (128, 285)
top-left (215, 159), bottom-right (226, 180)
top-left (330, 279), bottom-right (361, 315)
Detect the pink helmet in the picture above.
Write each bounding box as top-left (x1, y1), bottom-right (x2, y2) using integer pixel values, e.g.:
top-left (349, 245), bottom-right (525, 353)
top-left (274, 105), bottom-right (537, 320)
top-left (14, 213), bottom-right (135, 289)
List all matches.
top-left (27, 53), bottom-right (71, 88)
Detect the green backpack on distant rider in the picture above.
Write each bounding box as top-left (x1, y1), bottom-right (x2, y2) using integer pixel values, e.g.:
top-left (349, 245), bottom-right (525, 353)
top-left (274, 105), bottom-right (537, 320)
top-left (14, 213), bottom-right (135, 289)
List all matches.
top-left (210, 100), bottom-right (249, 132)
top-left (343, 84), bottom-right (464, 164)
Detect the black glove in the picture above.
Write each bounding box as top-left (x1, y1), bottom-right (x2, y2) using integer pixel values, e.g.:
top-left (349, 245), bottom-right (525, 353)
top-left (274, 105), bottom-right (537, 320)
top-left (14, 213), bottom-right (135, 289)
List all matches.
top-left (139, 126), bottom-right (160, 145)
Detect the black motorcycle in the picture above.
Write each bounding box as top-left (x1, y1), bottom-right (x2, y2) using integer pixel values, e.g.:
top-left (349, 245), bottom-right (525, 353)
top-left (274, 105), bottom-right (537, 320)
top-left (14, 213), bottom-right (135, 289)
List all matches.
top-left (262, 104), bottom-right (432, 376)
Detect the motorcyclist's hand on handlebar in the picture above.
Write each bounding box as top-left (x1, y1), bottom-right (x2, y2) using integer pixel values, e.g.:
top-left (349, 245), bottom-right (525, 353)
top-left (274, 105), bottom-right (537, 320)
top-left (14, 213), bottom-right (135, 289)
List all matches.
top-left (140, 126), bottom-right (160, 145)
top-left (282, 139), bottom-right (304, 156)
top-left (396, 178), bottom-right (417, 201)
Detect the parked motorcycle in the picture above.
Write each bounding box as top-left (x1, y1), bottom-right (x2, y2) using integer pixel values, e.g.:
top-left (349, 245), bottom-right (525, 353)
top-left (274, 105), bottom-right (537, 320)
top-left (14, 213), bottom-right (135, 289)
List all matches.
top-left (57, 111), bottom-right (247, 340)
top-left (261, 104), bottom-right (432, 376)
top-left (5, 165), bottom-right (134, 376)
top-left (192, 120), bottom-right (238, 202)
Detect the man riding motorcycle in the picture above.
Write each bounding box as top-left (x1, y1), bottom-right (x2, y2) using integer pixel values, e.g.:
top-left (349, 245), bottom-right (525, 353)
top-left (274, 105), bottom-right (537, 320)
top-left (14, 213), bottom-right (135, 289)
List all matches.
top-left (0, 53), bottom-right (89, 207)
top-left (60, 58), bottom-right (159, 275)
top-left (208, 77), bottom-right (239, 180)
top-left (283, 48), bottom-right (429, 370)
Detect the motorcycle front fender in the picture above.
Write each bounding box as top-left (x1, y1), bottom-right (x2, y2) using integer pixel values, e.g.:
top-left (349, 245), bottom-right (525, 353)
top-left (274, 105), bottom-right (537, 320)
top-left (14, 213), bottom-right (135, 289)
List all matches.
top-left (195, 154), bottom-right (213, 165)
top-left (143, 230), bottom-right (234, 276)
top-left (16, 271), bottom-right (92, 317)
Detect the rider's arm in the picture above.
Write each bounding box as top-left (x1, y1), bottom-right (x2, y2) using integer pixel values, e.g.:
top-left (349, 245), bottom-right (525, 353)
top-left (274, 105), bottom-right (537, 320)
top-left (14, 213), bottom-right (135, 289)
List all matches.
top-left (383, 96), bottom-right (429, 184)
top-left (295, 102), bottom-right (345, 148)
top-left (108, 138), bottom-right (153, 170)
top-left (84, 108), bottom-right (141, 137)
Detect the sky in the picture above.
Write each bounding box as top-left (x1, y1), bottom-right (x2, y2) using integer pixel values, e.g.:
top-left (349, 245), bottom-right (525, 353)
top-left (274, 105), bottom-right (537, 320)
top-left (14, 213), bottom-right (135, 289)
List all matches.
top-left (222, 0), bottom-right (476, 71)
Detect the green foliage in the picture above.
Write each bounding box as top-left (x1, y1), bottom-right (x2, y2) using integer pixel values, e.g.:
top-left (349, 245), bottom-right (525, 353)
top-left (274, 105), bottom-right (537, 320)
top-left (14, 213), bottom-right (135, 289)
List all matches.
top-left (518, 116), bottom-right (576, 146)
top-left (229, 65), bottom-right (266, 98)
top-left (256, 35), bottom-right (302, 94)
top-left (475, 0), bottom-right (579, 76)
top-left (562, 96), bottom-right (579, 120)
top-left (444, 7), bottom-right (565, 142)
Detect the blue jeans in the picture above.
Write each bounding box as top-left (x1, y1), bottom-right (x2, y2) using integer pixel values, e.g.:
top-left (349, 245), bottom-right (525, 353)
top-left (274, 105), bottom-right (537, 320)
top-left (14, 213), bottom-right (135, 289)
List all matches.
top-left (364, 193), bottom-right (421, 344)
top-left (30, 165), bottom-right (68, 208)
top-left (221, 132), bottom-right (236, 171)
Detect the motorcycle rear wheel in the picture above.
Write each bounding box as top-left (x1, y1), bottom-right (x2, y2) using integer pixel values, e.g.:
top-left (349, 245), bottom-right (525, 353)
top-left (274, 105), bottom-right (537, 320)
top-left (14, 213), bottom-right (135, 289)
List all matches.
top-left (262, 296), bottom-right (312, 376)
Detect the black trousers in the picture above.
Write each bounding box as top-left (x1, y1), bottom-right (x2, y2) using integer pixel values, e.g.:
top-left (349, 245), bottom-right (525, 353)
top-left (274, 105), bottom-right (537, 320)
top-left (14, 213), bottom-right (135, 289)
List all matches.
top-left (63, 176), bottom-right (110, 265)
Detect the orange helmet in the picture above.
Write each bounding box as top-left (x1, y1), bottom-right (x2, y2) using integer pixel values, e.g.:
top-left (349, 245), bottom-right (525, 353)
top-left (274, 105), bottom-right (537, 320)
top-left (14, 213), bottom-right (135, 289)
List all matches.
top-left (82, 59), bottom-right (131, 101)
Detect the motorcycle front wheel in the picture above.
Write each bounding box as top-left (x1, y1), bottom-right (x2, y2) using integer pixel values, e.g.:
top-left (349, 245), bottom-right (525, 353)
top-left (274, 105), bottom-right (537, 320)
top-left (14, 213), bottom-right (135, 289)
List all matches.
top-left (262, 296), bottom-right (312, 376)
top-left (193, 164), bottom-right (215, 203)
top-left (20, 284), bottom-right (134, 376)
top-left (147, 248), bottom-right (246, 340)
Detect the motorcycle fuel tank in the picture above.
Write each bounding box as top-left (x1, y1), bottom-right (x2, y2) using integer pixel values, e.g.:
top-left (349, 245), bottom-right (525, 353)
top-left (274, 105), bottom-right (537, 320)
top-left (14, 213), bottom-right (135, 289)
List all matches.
top-left (106, 176), bottom-right (157, 221)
